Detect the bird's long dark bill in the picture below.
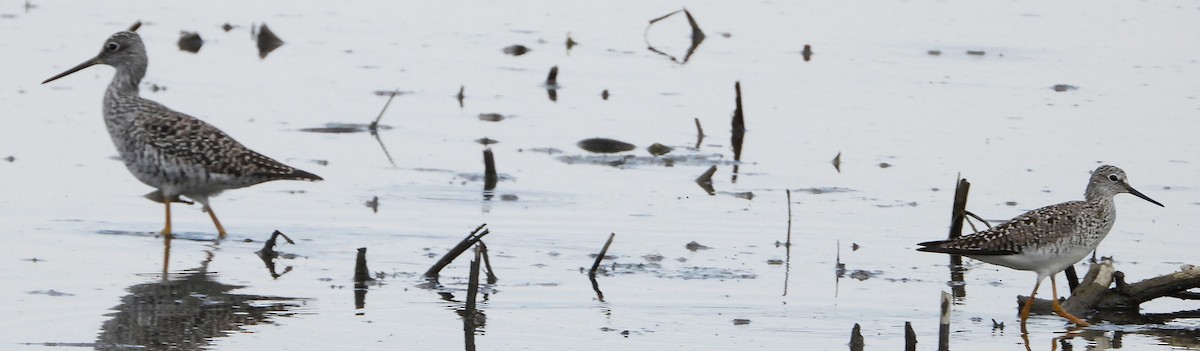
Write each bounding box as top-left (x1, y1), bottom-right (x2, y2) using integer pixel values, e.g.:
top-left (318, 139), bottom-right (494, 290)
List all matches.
top-left (42, 57), bottom-right (100, 84)
top-left (1126, 183), bottom-right (1165, 207)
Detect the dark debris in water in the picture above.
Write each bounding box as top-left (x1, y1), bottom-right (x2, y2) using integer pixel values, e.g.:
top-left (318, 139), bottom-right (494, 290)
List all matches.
top-left (255, 23), bottom-right (284, 59)
top-left (685, 241), bottom-right (711, 251)
top-left (557, 153), bottom-right (738, 168)
top-left (475, 137), bottom-right (499, 145)
top-left (577, 138), bottom-right (635, 153)
top-left (478, 113), bottom-right (505, 122)
top-left (647, 143), bottom-right (673, 156)
top-left (177, 31), bottom-right (203, 53)
top-left (502, 44), bottom-right (531, 56)
top-left (1052, 84), bottom-right (1079, 92)
top-left (299, 123), bottom-right (393, 134)
top-left (733, 319), bottom-right (751, 325)
top-left (793, 187), bottom-right (855, 194)
top-left (27, 289), bottom-right (74, 297)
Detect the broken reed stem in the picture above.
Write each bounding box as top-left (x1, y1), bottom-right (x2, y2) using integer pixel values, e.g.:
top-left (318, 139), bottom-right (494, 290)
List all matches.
top-left (369, 89), bottom-right (398, 132)
top-left (354, 247), bottom-right (373, 283)
top-left (785, 189), bottom-right (793, 247)
top-left (589, 233), bottom-right (616, 277)
top-left (478, 241), bottom-right (498, 284)
top-left (694, 117), bottom-right (705, 138)
top-left (682, 8), bottom-right (705, 41)
top-left (730, 81), bottom-right (745, 161)
top-left (938, 291), bottom-right (951, 351)
top-left (849, 323), bottom-right (864, 351)
top-left (947, 178), bottom-right (970, 267)
top-left (463, 247), bottom-right (481, 351)
top-left (483, 148), bottom-right (497, 190)
top-left (424, 224), bottom-right (490, 278)
top-left (258, 230), bottom-right (294, 256)
top-left (904, 321), bottom-right (917, 351)
top-left (545, 66), bottom-right (559, 86)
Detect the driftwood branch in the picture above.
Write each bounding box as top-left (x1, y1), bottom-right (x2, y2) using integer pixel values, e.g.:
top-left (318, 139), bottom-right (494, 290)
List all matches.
top-left (1018, 259), bottom-right (1200, 321)
top-left (425, 224), bottom-right (490, 278)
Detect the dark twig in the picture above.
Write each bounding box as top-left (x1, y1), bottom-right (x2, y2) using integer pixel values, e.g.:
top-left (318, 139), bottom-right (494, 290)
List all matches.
top-left (478, 241), bottom-right (498, 284)
top-left (785, 189), bottom-right (793, 247)
top-left (589, 233), bottom-right (616, 277)
top-left (695, 165), bottom-right (717, 195)
top-left (483, 148), bottom-right (497, 192)
top-left (463, 247), bottom-right (481, 351)
top-left (730, 81), bottom-right (745, 162)
top-left (693, 117), bottom-right (705, 149)
top-left (939, 291), bottom-right (951, 351)
top-left (425, 224), bottom-right (490, 278)
top-left (368, 89), bottom-right (398, 133)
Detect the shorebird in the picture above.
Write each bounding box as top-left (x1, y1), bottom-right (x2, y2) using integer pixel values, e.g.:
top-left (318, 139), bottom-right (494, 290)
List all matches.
top-left (917, 165), bottom-right (1162, 333)
top-left (42, 24), bottom-right (322, 238)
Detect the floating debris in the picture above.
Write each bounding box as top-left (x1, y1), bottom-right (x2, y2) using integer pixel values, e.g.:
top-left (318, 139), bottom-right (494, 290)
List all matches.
top-left (4, 155), bottom-right (15, 162)
top-left (645, 8), bottom-right (705, 64)
top-left (966, 50), bottom-right (986, 56)
top-left (878, 162), bottom-right (892, 168)
top-left (801, 44), bottom-right (813, 61)
top-left (851, 243), bottom-right (861, 251)
top-left (255, 23), bottom-right (284, 59)
top-left (577, 138), bottom-right (635, 153)
top-left (1005, 201), bottom-right (1018, 206)
top-left (732, 319), bottom-right (751, 325)
top-left (499, 194), bottom-right (518, 201)
top-left (456, 85), bottom-right (465, 108)
top-left (475, 137), bottom-right (499, 145)
top-left (695, 165), bottom-right (717, 195)
top-left (729, 191), bottom-right (754, 200)
top-left (566, 33), bottom-right (578, 50)
top-left (483, 148), bottom-right (498, 192)
top-left (601, 89), bottom-right (609, 100)
top-left (766, 259), bottom-right (784, 265)
top-left (502, 44), bottom-right (530, 56)
top-left (177, 31), bottom-right (203, 53)
top-left (27, 290), bottom-right (74, 297)
top-left (794, 187), bottom-right (855, 194)
top-left (221, 23), bottom-right (234, 32)
top-left (478, 113), bottom-right (505, 122)
top-left (1052, 84), bottom-right (1078, 92)
top-left (685, 241), bottom-right (711, 251)
top-left (927, 49), bottom-right (942, 56)
top-left (832, 152), bottom-right (842, 172)
top-left (647, 143), bottom-right (673, 156)
top-left (365, 196), bottom-right (379, 213)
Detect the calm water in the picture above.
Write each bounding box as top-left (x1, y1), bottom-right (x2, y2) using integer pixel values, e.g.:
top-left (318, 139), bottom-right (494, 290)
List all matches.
top-left (2, 1), bottom-right (1199, 350)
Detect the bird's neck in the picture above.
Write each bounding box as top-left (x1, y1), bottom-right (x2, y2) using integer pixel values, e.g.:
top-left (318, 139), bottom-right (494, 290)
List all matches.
top-left (106, 64), bottom-right (145, 97)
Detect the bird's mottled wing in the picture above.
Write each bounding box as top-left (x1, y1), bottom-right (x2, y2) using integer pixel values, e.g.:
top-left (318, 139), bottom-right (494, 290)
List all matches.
top-left (133, 106), bottom-right (317, 181)
top-left (917, 201), bottom-right (1086, 255)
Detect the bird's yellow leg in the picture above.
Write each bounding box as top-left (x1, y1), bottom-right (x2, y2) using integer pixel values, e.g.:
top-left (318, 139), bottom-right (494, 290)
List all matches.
top-left (1050, 274), bottom-right (1091, 327)
top-left (205, 205), bottom-right (227, 238)
top-left (160, 195), bottom-right (172, 237)
top-left (1020, 277), bottom-right (1042, 335)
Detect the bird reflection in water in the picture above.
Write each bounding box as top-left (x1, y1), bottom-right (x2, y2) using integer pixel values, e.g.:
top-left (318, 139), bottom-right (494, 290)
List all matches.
top-left (95, 236), bottom-right (304, 350)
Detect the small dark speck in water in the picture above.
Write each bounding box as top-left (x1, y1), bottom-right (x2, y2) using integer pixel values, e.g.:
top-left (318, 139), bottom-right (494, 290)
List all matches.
top-left (685, 241), bottom-right (711, 251)
top-left (647, 143), bottom-right (673, 156)
top-left (851, 243), bottom-right (861, 251)
top-left (1052, 84), bottom-right (1078, 92)
top-left (766, 259), bottom-right (784, 265)
top-left (966, 50), bottom-right (986, 56)
top-left (21, 257), bottom-right (40, 262)
top-left (733, 319), bottom-right (751, 325)
top-left (478, 113), bottom-right (505, 122)
top-left (878, 162), bottom-right (892, 168)
top-left (27, 290), bottom-right (74, 297)
top-left (313, 160), bottom-right (329, 166)
top-left (643, 254), bottom-right (664, 262)
top-left (601, 89), bottom-right (610, 100)
top-left (499, 194), bottom-right (518, 201)
top-left (927, 49), bottom-right (942, 55)
top-left (221, 23), bottom-right (234, 32)
top-left (502, 44), bottom-right (531, 56)
top-left (849, 270), bottom-right (876, 281)
top-left (1005, 201), bottom-right (1018, 206)
top-left (3, 155), bottom-right (14, 162)
top-left (475, 137), bottom-right (499, 145)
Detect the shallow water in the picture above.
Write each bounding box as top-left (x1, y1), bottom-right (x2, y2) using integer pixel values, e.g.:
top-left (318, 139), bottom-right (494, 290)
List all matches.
top-left (2, 1), bottom-right (1200, 350)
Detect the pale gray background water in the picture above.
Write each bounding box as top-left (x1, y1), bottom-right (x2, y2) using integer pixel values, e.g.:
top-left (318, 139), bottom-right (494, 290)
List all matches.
top-left (2, 1), bottom-right (1198, 350)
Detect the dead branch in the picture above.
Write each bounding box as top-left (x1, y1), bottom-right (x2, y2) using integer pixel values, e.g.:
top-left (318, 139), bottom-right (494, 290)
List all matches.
top-left (589, 233), bottom-right (616, 277)
top-left (1018, 259), bottom-right (1200, 322)
top-left (425, 224), bottom-right (490, 278)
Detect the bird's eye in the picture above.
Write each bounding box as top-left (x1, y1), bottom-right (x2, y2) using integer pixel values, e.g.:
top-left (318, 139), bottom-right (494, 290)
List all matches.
top-left (106, 42), bottom-right (120, 52)
top-left (1107, 174), bottom-right (1119, 182)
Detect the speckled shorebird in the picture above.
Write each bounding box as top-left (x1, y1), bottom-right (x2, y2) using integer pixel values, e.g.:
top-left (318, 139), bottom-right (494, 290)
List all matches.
top-left (917, 165), bottom-right (1162, 333)
top-left (42, 25), bottom-right (322, 237)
